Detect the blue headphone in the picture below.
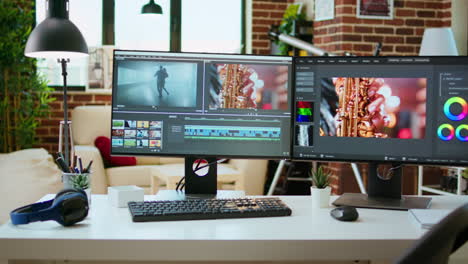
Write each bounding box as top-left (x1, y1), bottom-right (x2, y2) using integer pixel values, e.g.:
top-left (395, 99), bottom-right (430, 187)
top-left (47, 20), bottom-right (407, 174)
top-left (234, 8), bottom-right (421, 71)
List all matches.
top-left (10, 189), bottom-right (89, 226)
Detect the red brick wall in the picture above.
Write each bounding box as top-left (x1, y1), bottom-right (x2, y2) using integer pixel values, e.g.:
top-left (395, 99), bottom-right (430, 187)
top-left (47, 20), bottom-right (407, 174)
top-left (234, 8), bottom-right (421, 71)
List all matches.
top-left (35, 92), bottom-right (112, 152)
top-left (314, 0), bottom-right (452, 56)
top-left (252, 0), bottom-right (294, 54)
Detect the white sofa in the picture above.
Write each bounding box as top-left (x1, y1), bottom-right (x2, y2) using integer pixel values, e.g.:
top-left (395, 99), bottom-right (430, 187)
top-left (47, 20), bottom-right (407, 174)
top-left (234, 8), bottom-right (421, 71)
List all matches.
top-left (72, 105), bottom-right (269, 195)
top-left (0, 148), bottom-right (62, 224)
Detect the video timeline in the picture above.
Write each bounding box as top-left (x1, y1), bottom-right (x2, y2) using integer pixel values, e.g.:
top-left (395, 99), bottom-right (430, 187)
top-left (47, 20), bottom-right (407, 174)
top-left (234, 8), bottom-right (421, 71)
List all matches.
top-left (185, 125), bottom-right (281, 141)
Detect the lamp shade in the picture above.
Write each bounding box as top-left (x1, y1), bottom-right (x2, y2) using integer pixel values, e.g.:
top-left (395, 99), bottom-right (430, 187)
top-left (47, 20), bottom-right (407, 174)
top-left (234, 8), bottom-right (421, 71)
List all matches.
top-left (141, 0), bottom-right (163, 14)
top-left (25, 0), bottom-right (88, 59)
top-left (419, 27), bottom-right (458, 56)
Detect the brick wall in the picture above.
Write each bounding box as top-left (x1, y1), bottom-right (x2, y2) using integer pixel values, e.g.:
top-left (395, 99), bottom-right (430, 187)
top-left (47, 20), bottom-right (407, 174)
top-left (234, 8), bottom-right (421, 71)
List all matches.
top-left (35, 92), bottom-right (112, 152)
top-left (313, 0), bottom-right (452, 56)
top-left (252, 0), bottom-right (294, 54)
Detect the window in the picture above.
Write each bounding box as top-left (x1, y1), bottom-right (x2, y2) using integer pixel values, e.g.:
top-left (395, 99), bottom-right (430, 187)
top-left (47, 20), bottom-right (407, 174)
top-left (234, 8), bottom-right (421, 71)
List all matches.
top-left (35, 0), bottom-right (244, 91)
top-left (181, 0), bottom-right (243, 53)
top-left (115, 0), bottom-right (171, 51)
top-left (35, 0), bottom-right (102, 88)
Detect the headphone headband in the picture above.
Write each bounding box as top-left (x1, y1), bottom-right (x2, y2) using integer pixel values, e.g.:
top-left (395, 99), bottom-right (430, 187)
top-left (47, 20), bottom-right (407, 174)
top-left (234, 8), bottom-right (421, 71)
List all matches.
top-left (10, 200), bottom-right (56, 225)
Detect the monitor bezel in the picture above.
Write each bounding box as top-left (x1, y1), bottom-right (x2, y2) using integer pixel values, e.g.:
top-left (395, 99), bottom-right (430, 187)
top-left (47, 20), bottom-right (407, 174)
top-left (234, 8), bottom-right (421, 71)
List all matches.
top-left (110, 49), bottom-right (296, 160)
top-left (291, 55), bottom-right (468, 167)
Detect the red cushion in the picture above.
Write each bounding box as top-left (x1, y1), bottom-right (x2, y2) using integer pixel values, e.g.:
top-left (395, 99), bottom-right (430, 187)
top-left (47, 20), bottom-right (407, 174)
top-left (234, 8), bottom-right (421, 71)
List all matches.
top-left (94, 136), bottom-right (137, 167)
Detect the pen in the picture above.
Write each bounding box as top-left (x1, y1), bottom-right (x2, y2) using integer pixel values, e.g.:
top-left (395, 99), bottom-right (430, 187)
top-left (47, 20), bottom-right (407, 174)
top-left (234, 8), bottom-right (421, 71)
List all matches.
top-left (56, 157), bottom-right (70, 173)
top-left (78, 157), bottom-right (83, 173)
top-left (84, 160), bottom-right (93, 173)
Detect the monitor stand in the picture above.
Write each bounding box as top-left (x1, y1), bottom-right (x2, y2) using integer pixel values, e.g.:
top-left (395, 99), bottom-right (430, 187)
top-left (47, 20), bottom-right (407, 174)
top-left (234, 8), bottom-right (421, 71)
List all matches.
top-left (184, 157), bottom-right (217, 197)
top-left (155, 157), bottom-right (245, 200)
top-left (333, 162), bottom-right (432, 210)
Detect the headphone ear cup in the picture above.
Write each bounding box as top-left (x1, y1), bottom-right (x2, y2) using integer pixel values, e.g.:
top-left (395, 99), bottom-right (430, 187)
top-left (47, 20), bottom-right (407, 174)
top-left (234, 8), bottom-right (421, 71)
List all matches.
top-left (52, 189), bottom-right (89, 226)
top-left (55, 188), bottom-right (79, 198)
top-left (54, 189), bottom-right (88, 206)
top-left (72, 188), bottom-right (88, 202)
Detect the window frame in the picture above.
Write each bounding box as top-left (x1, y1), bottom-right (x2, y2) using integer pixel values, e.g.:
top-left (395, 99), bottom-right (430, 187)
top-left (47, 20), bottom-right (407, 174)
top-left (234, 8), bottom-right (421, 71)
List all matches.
top-left (34, 0), bottom-right (247, 91)
top-left (104, 0), bottom-right (246, 53)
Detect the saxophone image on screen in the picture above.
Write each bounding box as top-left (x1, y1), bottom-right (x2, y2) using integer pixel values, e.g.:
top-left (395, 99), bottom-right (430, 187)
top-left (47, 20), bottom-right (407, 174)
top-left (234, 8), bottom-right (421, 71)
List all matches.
top-left (218, 64), bottom-right (258, 109)
top-left (334, 77), bottom-right (388, 138)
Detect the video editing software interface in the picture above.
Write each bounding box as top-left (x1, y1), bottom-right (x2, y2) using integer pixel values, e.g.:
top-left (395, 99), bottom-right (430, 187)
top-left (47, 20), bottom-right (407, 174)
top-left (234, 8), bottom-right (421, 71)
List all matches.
top-left (293, 57), bottom-right (468, 165)
top-left (111, 51), bottom-right (293, 158)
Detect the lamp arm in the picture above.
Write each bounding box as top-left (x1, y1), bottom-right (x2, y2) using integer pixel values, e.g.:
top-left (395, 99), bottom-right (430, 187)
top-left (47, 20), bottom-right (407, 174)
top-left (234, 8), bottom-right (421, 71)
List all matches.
top-left (60, 58), bottom-right (70, 165)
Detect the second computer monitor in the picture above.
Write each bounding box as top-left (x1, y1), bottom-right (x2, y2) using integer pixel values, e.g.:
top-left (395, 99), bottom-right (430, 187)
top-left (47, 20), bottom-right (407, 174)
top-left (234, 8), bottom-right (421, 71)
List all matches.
top-left (293, 56), bottom-right (468, 166)
top-left (292, 56), bottom-right (468, 209)
top-left (111, 50), bottom-right (293, 159)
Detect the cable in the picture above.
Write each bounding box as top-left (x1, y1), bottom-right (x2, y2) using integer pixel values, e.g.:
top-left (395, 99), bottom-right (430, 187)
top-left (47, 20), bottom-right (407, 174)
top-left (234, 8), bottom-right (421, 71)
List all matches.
top-left (377, 164), bottom-right (403, 180)
top-left (194, 158), bottom-right (227, 172)
top-left (175, 159), bottom-right (228, 191)
top-left (176, 176), bottom-right (184, 191)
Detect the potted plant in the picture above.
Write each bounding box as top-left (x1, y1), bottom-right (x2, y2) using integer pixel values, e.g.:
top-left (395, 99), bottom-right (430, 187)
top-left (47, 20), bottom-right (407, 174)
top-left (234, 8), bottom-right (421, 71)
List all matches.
top-left (63, 172), bottom-right (91, 202)
top-left (275, 3), bottom-right (306, 55)
top-left (310, 166), bottom-right (332, 208)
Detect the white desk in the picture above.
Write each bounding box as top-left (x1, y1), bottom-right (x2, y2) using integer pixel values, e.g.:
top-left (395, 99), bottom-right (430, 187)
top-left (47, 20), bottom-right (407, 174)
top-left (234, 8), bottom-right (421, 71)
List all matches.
top-left (0, 194), bottom-right (467, 264)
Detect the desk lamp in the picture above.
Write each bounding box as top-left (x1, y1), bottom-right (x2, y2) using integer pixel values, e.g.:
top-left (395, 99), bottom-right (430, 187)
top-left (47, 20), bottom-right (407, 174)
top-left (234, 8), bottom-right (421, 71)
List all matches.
top-left (419, 27), bottom-right (458, 56)
top-left (25, 0), bottom-right (88, 166)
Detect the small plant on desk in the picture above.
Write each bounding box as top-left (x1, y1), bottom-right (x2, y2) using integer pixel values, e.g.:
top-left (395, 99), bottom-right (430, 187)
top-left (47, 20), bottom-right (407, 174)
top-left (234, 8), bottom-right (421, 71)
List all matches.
top-left (311, 166), bottom-right (331, 189)
top-left (71, 174), bottom-right (90, 190)
top-left (310, 166), bottom-right (332, 208)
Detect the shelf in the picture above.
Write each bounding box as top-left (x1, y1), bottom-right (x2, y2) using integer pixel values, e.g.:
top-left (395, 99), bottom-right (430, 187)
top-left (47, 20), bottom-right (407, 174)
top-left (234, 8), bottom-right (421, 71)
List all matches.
top-left (420, 186), bottom-right (458, 196)
top-left (418, 166), bottom-right (466, 196)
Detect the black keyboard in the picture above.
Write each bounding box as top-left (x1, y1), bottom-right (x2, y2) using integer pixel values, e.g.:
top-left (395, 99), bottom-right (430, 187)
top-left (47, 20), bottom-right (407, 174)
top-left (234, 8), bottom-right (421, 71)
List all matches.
top-left (128, 197), bottom-right (292, 222)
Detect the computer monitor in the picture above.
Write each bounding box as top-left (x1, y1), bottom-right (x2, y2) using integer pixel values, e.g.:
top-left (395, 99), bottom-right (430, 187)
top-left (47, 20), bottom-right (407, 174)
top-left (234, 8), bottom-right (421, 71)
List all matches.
top-left (111, 50), bottom-right (293, 196)
top-left (292, 56), bottom-right (468, 210)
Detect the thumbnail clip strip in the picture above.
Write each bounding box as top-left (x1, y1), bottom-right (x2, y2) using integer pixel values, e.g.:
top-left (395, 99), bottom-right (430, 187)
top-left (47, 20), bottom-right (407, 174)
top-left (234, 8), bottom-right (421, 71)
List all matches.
top-left (444, 97), bottom-right (468, 121)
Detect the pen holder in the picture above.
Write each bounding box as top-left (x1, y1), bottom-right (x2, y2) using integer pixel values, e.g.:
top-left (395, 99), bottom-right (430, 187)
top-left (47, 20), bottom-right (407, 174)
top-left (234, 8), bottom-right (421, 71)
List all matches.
top-left (62, 172), bottom-right (91, 203)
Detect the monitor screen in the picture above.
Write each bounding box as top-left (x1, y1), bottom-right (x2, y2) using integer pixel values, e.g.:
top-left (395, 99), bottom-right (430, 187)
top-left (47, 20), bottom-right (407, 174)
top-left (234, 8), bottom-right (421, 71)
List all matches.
top-left (111, 50), bottom-right (293, 159)
top-left (292, 56), bottom-right (468, 166)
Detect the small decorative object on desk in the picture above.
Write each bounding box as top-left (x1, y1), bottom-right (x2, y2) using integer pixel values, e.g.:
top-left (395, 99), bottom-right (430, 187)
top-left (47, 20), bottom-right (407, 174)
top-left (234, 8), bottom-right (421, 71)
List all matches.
top-left (57, 154), bottom-right (93, 203)
top-left (310, 166), bottom-right (332, 208)
top-left (108, 185), bottom-right (144, 208)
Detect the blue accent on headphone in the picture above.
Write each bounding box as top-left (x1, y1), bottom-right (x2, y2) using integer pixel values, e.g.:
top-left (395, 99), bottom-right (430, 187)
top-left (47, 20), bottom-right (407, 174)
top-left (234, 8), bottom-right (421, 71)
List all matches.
top-left (10, 189), bottom-right (89, 226)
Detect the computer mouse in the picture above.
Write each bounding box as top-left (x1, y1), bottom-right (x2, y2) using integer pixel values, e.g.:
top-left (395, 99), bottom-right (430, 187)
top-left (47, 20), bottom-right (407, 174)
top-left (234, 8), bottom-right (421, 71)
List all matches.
top-left (330, 206), bottom-right (359, 222)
